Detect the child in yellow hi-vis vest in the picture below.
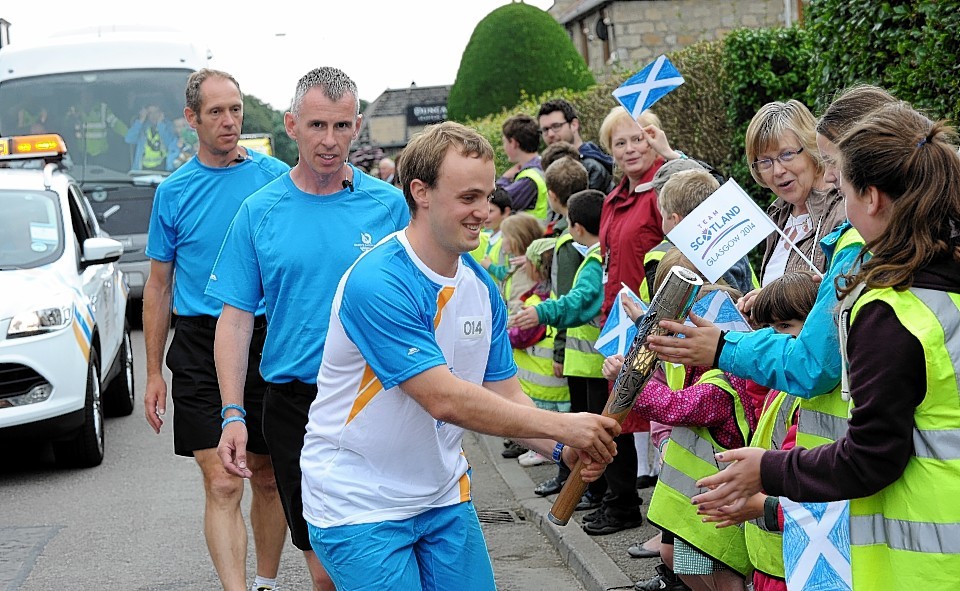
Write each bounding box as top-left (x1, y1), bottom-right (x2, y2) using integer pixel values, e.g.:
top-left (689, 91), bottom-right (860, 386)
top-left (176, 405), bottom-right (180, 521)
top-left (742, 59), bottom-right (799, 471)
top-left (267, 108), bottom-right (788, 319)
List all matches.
top-left (508, 238), bottom-right (570, 467)
top-left (604, 249), bottom-right (757, 590)
top-left (699, 272), bottom-right (818, 591)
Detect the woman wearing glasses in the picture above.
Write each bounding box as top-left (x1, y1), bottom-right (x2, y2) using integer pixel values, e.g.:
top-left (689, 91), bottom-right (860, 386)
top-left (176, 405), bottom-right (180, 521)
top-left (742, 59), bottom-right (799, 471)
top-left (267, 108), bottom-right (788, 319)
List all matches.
top-left (745, 100), bottom-right (846, 287)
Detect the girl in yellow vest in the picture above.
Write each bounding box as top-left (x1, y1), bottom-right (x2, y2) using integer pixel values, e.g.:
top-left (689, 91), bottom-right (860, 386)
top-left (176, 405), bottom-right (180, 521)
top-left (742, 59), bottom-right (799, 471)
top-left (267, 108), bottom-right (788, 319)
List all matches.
top-left (699, 272), bottom-right (818, 591)
top-left (692, 102), bottom-right (960, 590)
top-left (497, 213), bottom-right (543, 316)
top-left (508, 238), bottom-right (570, 467)
top-left (604, 251), bottom-right (757, 591)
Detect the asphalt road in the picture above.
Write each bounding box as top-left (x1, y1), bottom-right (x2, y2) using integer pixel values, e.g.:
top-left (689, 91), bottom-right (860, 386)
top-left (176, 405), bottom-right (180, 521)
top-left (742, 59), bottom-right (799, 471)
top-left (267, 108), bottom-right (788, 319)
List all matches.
top-left (0, 327), bottom-right (584, 590)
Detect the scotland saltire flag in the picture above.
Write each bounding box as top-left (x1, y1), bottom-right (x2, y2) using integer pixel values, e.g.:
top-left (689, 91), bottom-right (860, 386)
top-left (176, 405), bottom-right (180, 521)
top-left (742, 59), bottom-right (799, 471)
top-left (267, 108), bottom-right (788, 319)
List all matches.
top-left (595, 285), bottom-right (647, 357)
top-left (612, 55), bottom-right (685, 119)
top-left (781, 498), bottom-right (852, 591)
top-left (685, 290), bottom-right (752, 332)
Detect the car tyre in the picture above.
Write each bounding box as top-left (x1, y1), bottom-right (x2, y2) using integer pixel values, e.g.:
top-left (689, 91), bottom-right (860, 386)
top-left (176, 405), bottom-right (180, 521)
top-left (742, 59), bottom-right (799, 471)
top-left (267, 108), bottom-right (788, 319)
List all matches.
top-left (54, 349), bottom-right (105, 468)
top-left (103, 321), bottom-right (135, 417)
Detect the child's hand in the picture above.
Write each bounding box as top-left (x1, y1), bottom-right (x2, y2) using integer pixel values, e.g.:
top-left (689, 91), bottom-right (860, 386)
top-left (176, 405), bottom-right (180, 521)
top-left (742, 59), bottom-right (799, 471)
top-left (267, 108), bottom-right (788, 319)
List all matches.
top-left (512, 306), bottom-right (540, 330)
top-left (508, 254), bottom-right (526, 267)
top-left (699, 492), bottom-right (766, 529)
top-left (602, 354), bottom-right (625, 381)
top-left (553, 361), bottom-right (564, 378)
top-left (621, 292), bottom-right (645, 322)
top-left (480, 256), bottom-right (492, 270)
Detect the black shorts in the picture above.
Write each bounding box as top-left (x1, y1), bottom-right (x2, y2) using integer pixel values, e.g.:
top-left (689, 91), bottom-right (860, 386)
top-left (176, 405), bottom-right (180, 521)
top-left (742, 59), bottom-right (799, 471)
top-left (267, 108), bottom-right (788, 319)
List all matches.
top-left (166, 315), bottom-right (269, 457)
top-left (262, 380), bottom-right (315, 551)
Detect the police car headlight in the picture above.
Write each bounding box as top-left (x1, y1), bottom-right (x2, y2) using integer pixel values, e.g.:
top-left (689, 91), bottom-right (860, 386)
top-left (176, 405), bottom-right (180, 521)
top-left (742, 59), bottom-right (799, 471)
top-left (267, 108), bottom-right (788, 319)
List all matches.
top-left (7, 306), bottom-right (73, 338)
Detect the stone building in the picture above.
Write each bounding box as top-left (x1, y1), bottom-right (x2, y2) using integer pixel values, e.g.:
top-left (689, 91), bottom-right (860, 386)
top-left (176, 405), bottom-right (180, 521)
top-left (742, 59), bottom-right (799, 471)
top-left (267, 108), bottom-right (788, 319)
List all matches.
top-left (549, 0), bottom-right (804, 72)
top-left (357, 83), bottom-right (450, 157)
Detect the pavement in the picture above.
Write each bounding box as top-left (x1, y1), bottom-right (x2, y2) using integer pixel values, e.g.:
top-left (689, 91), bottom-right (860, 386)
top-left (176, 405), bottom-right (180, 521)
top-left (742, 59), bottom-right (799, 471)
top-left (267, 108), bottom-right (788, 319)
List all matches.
top-left (469, 432), bottom-right (663, 591)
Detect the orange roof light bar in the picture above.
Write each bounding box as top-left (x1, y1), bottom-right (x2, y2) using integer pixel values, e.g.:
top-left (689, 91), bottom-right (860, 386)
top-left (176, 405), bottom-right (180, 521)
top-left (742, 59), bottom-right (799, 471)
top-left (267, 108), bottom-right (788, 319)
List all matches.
top-left (0, 134), bottom-right (68, 160)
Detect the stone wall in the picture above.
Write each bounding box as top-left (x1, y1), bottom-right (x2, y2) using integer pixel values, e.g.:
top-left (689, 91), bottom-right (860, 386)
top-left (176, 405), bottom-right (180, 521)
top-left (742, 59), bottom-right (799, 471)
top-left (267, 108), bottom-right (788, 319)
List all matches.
top-left (552, 0), bottom-right (799, 73)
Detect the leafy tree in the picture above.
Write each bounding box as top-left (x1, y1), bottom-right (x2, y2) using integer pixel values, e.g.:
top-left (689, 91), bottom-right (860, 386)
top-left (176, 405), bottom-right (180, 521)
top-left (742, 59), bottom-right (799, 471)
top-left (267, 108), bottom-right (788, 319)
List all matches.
top-left (448, 2), bottom-right (594, 121)
top-left (242, 94), bottom-right (297, 165)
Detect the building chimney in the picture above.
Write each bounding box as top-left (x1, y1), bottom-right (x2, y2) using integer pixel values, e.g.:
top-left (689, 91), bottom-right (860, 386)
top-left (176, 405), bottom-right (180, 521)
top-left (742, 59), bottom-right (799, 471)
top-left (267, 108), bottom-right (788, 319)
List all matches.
top-left (0, 19), bottom-right (11, 49)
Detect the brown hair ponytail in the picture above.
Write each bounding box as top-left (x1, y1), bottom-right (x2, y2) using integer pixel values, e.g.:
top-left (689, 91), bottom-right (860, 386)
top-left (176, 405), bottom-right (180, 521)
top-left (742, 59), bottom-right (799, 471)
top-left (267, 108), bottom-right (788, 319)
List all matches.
top-left (836, 102), bottom-right (960, 298)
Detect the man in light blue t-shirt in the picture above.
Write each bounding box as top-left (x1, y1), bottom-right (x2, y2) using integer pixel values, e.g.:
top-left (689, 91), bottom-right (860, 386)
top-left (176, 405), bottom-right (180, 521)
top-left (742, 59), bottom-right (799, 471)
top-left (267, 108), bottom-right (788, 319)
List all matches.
top-left (142, 68), bottom-right (290, 591)
top-left (207, 67), bottom-right (408, 591)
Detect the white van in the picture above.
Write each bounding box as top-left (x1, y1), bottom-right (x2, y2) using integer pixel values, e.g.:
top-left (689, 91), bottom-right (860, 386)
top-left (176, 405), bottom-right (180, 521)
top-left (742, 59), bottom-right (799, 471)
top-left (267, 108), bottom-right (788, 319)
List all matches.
top-left (0, 26), bottom-right (210, 298)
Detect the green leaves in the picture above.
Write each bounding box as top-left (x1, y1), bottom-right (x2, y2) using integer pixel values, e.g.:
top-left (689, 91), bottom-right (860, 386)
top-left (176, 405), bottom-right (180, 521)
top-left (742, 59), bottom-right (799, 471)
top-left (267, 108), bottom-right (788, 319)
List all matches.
top-left (448, 3), bottom-right (594, 122)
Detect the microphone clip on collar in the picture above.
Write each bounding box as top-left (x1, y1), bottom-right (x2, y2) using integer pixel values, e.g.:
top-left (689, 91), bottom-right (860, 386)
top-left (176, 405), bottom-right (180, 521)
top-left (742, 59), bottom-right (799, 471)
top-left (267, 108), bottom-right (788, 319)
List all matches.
top-left (342, 178), bottom-right (354, 192)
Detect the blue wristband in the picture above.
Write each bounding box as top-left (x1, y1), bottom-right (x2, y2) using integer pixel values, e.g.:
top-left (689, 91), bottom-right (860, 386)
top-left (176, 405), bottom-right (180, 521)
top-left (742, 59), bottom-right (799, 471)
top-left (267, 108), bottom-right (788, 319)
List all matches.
top-left (221, 416), bottom-right (246, 429)
top-left (552, 442), bottom-right (565, 464)
top-left (221, 404), bottom-right (246, 419)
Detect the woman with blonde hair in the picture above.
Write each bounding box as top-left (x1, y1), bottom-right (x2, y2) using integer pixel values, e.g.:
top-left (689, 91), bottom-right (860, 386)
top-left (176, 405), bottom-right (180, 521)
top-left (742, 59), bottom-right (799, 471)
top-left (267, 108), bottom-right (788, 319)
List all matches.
top-left (745, 100), bottom-right (844, 286)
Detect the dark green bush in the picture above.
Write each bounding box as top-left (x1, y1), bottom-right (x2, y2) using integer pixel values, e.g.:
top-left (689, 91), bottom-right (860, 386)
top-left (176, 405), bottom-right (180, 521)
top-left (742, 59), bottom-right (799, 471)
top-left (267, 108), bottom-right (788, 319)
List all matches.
top-left (807, 0), bottom-right (960, 123)
top-left (448, 2), bottom-right (594, 122)
top-left (721, 26), bottom-right (815, 208)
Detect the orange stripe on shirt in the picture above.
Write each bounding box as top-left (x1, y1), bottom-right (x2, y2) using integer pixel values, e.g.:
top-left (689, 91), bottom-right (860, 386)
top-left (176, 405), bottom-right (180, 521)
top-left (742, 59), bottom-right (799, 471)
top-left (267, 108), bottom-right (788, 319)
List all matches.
top-left (434, 286), bottom-right (455, 329)
top-left (347, 364), bottom-right (382, 425)
top-left (458, 466), bottom-right (472, 502)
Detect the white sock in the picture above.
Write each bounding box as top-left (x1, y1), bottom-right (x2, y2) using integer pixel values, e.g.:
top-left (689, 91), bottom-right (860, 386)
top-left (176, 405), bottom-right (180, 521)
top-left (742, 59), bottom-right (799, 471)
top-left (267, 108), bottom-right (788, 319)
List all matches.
top-left (634, 431), bottom-right (656, 476)
top-left (254, 575), bottom-right (277, 590)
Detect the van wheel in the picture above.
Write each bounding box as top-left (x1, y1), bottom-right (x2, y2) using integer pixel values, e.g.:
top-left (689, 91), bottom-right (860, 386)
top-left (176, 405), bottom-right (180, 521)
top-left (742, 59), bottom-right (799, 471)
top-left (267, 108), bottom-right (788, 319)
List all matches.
top-left (104, 322), bottom-right (135, 417)
top-left (54, 350), bottom-right (105, 468)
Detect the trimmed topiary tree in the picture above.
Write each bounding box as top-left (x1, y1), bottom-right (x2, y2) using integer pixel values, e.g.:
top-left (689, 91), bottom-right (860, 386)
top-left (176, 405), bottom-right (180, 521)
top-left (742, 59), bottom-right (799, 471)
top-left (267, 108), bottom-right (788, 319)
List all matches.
top-left (448, 2), bottom-right (595, 122)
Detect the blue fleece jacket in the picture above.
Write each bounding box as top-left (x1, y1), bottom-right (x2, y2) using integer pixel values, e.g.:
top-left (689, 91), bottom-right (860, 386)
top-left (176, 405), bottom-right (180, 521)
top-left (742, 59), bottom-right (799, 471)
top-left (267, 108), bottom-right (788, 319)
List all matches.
top-left (718, 222), bottom-right (865, 398)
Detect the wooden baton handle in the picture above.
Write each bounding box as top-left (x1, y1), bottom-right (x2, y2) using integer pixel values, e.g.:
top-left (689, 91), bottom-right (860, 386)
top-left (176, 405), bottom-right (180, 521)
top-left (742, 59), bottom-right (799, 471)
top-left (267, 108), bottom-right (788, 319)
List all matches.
top-left (547, 391), bottom-right (631, 525)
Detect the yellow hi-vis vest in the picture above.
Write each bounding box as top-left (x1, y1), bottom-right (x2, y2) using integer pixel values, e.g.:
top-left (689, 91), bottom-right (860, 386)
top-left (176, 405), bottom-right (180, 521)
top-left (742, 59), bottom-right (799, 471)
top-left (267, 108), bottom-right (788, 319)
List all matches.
top-left (638, 239), bottom-right (673, 303)
top-left (562, 243), bottom-right (604, 377)
top-left (550, 231), bottom-right (579, 299)
top-left (516, 167), bottom-right (550, 223)
top-left (744, 391), bottom-right (800, 578)
top-left (846, 285), bottom-right (960, 590)
top-left (141, 126), bottom-right (167, 170)
top-left (647, 363), bottom-right (754, 576)
top-left (795, 227), bottom-right (864, 449)
top-left (74, 103), bottom-right (126, 157)
top-left (514, 293), bottom-right (570, 403)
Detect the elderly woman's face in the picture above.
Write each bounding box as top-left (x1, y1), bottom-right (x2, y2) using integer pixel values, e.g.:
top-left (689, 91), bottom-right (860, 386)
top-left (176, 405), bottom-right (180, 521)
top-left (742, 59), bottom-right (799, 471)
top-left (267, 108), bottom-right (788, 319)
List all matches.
top-left (610, 120), bottom-right (658, 182)
top-left (757, 131), bottom-right (818, 211)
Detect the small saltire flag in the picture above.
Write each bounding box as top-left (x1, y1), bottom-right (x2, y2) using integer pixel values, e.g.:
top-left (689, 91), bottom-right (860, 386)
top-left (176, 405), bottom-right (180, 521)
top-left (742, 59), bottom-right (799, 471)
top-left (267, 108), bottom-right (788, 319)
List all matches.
top-left (595, 285), bottom-right (647, 357)
top-left (781, 499), bottom-right (852, 591)
top-left (686, 290), bottom-right (752, 333)
top-left (668, 178), bottom-right (778, 283)
top-left (612, 54), bottom-right (685, 119)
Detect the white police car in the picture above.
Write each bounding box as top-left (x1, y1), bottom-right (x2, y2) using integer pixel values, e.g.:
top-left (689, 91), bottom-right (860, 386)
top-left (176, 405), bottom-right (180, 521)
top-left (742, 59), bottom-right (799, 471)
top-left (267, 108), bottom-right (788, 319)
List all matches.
top-left (0, 134), bottom-right (133, 467)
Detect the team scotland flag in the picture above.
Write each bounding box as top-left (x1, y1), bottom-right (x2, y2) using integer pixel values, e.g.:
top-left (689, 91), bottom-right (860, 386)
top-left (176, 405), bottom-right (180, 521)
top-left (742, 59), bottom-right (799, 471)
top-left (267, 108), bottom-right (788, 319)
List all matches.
top-left (612, 55), bottom-right (685, 119)
top-left (686, 289), bottom-right (752, 333)
top-left (781, 498), bottom-right (852, 591)
top-left (595, 285), bottom-right (647, 357)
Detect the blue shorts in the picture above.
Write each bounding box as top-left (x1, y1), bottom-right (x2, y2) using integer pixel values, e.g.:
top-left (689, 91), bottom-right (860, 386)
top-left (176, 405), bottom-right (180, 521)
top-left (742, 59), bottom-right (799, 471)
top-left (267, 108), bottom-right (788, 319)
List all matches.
top-left (308, 502), bottom-right (495, 591)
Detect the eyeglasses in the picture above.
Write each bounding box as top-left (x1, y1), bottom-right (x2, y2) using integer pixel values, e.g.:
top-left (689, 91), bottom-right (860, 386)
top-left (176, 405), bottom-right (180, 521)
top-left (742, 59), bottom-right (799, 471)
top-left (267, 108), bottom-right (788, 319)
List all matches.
top-left (540, 121), bottom-right (570, 136)
top-left (751, 146), bottom-right (804, 172)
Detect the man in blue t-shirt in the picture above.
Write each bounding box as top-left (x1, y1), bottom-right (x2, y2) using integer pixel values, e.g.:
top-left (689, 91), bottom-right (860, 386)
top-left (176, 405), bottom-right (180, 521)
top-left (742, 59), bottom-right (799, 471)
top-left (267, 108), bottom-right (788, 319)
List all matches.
top-left (207, 67), bottom-right (408, 591)
top-left (297, 121), bottom-right (622, 591)
top-left (142, 69), bottom-right (290, 591)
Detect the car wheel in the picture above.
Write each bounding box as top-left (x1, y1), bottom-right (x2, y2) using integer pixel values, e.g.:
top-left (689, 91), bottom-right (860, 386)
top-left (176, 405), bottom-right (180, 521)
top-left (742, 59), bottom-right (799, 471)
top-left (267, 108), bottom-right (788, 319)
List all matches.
top-left (104, 321), bottom-right (135, 417)
top-left (54, 349), bottom-right (105, 468)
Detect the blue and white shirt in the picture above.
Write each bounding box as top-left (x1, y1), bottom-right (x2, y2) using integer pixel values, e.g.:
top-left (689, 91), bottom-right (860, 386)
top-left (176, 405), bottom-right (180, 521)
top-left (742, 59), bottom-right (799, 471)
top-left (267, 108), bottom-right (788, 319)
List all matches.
top-left (301, 230), bottom-right (516, 527)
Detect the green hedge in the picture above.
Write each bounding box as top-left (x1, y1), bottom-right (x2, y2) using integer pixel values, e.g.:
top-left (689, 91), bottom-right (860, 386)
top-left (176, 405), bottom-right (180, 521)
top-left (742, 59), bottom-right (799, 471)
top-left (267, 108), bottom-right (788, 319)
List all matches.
top-left (448, 2), bottom-right (594, 122)
top-left (720, 26), bottom-right (815, 207)
top-left (807, 0), bottom-right (960, 124)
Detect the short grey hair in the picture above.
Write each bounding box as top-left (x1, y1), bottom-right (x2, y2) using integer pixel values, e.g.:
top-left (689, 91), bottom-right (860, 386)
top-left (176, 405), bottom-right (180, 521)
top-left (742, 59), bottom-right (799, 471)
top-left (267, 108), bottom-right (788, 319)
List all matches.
top-left (290, 67), bottom-right (360, 116)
